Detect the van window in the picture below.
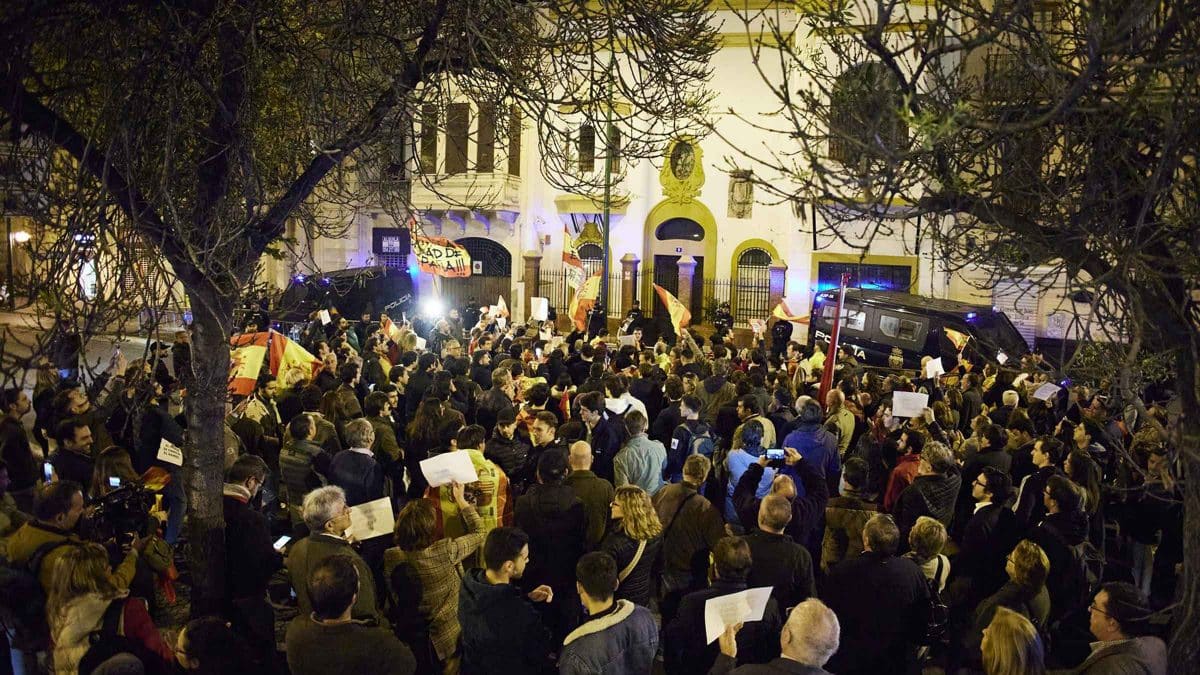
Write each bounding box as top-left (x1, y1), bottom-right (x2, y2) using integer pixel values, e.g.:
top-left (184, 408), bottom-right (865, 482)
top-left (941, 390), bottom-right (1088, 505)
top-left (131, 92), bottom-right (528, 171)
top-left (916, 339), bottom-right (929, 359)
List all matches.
top-left (879, 314), bottom-right (922, 342)
top-left (822, 304), bottom-right (866, 331)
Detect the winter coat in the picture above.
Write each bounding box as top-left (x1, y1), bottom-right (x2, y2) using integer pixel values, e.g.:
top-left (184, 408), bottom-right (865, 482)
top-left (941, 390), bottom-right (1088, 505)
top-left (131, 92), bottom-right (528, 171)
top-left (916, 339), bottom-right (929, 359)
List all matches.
top-left (822, 489), bottom-right (878, 571)
top-left (696, 376), bottom-right (736, 426)
top-left (50, 592), bottom-right (172, 675)
top-left (286, 615), bottom-right (416, 675)
top-left (957, 502), bottom-right (1021, 600)
top-left (286, 533), bottom-right (384, 624)
top-left (485, 431), bottom-right (529, 478)
top-left (743, 529), bottom-right (816, 611)
top-left (781, 424), bottom-right (841, 495)
top-left (652, 482), bottom-right (726, 592)
top-left (600, 528), bottom-right (662, 607)
top-left (893, 469), bottom-right (962, 547)
top-left (565, 469), bottom-right (615, 549)
top-left (458, 569), bottom-right (555, 675)
top-left (822, 551), bottom-right (930, 675)
top-left (515, 482), bottom-right (588, 598)
top-left (559, 601), bottom-right (659, 675)
top-left (1070, 636), bottom-right (1168, 675)
top-left (222, 487), bottom-right (281, 602)
top-left (1029, 508), bottom-right (1091, 618)
top-left (328, 448), bottom-right (386, 506)
top-left (664, 579), bottom-right (782, 675)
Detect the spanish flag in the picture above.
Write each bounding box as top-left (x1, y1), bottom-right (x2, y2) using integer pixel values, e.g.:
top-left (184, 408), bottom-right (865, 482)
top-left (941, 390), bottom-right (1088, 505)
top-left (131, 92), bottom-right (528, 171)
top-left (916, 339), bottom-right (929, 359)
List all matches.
top-left (268, 330), bottom-right (322, 383)
top-left (945, 327), bottom-right (971, 351)
top-left (653, 284), bottom-right (692, 333)
top-left (496, 295), bottom-right (510, 318)
top-left (228, 332), bottom-right (269, 396)
top-left (771, 301), bottom-right (810, 324)
top-left (569, 275), bottom-right (603, 330)
top-left (379, 314), bottom-right (404, 344)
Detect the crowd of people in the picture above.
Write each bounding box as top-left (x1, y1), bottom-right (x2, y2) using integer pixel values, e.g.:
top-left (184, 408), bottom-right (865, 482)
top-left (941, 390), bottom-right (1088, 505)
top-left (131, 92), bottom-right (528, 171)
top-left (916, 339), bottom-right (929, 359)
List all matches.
top-left (0, 301), bottom-right (1180, 675)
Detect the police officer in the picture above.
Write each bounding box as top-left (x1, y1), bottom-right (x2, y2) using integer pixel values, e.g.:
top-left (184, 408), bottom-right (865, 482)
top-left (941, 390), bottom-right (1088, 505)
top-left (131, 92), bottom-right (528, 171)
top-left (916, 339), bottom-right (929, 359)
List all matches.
top-left (771, 318), bottom-right (794, 359)
top-left (621, 300), bottom-right (645, 335)
top-left (712, 301), bottom-right (733, 342)
top-left (587, 302), bottom-right (608, 340)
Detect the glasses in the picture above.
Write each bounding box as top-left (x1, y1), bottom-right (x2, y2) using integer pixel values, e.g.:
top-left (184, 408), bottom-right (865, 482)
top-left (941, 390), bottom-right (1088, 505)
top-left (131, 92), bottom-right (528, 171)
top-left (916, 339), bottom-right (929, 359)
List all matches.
top-left (974, 479), bottom-right (987, 488)
top-left (1089, 603), bottom-right (1110, 617)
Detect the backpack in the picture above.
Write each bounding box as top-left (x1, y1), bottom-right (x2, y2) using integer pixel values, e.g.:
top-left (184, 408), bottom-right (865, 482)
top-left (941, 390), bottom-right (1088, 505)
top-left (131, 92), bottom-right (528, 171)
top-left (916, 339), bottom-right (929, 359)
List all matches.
top-left (607, 402), bottom-right (633, 430)
top-left (77, 599), bottom-right (169, 675)
top-left (688, 424), bottom-right (716, 459)
top-left (920, 556), bottom-right (950, 646)
top-left (1064, 539), bottom-right (1105, 609)
top-left (0, 538), bottom-right (78, 650)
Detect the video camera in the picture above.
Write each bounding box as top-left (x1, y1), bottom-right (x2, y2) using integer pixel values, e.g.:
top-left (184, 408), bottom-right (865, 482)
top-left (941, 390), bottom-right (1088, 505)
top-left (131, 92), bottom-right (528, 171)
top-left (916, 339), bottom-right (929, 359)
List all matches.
top-left (90, 484), bottom-right (157, 543)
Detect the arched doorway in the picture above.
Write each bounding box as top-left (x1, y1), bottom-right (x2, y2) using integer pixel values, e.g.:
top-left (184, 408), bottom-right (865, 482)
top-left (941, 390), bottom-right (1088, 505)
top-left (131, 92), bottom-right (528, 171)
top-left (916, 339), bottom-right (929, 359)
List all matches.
top-left (442, 237), bottom-right (513, 312)
top-left (649, 217), bottom-right (705, 320)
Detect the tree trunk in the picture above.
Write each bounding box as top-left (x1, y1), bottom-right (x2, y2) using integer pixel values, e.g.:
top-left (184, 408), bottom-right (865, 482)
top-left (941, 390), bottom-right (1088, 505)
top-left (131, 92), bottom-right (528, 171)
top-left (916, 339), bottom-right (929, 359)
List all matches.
top-left (1170, 341), bottom-right (1200, 670)
top-left (182, 288), bottom-right (234, 617)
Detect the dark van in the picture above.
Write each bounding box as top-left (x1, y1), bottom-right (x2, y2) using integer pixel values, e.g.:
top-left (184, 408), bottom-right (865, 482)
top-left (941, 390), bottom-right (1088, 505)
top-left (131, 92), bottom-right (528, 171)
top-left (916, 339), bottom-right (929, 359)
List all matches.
top-left (276, 265), bottom-right (414, 322)
top-left (807, 289), bottom-right (1029, 370)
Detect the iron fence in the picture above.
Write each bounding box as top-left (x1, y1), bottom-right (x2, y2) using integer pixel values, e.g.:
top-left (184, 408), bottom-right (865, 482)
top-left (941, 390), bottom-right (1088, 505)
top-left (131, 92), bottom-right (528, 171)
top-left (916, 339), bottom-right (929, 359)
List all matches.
top-left (539, 268), bottom-right (625, 319)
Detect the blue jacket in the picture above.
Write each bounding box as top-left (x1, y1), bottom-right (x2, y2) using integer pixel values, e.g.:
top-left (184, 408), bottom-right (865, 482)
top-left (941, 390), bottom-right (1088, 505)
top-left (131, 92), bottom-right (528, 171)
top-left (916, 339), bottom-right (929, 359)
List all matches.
top-left (782, 424), bottom-right (841, 496)
top-left (558, 600), bottom-right (658, 675)
top-left (726, 449), bottom-right (776, 522)
top-left (614, 434), bottom-right (667, 495)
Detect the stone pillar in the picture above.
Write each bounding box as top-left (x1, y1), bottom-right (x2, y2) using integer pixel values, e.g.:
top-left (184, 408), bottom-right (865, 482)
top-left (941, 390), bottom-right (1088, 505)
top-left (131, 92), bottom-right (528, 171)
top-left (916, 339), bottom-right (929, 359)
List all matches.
top-left (620, 253), bottom-right (640, 314)
top-left (768, 262), bottom-right (788, 313)
top-left (522, 250), bottom-right (542, 322)
top-left (677, 255), bottom-right (697, 313)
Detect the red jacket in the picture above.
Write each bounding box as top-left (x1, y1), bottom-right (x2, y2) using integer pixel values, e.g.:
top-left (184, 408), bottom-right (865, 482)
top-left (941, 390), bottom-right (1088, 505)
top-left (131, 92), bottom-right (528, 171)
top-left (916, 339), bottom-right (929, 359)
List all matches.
top-left (883, 454), bottom-right (922, 512)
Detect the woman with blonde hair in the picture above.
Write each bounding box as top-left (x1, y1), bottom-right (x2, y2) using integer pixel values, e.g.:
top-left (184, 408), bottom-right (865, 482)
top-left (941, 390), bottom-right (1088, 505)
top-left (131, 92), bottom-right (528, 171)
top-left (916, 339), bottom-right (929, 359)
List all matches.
top-left (968, 539), bottom-right (1051, 664)
top-left (47, 543), bottom-right (172, 675)
top-left (981, 606), bottom-right (1045, 675)
top-left (600, 485), bottom-right (663, 607)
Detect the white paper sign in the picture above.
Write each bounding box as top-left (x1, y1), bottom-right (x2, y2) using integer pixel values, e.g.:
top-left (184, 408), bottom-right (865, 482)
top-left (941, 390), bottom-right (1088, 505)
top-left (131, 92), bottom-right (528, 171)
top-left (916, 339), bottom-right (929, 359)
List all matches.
top-left (419, 451), bottom-right (479, 488)
top-left (496, 316), bottom-right (507, 330)
top-left (618, 335), bottom-right (637, 347)
top-left (892, 391), bottom-right (929, 418)
top-left (749, 319), bottom-right (766, 334)
top-left (347, 497), bottom-right (395, 541)
top-left (996, 351), bottom-right (1009, 365)
top-left (531, 297), bottom-right (549, 322)
top-left (157, 438), bottom-right (184, 466)
top-left (704, 586), bottom-right (774, 645)
top-left (318, 310), bottom-right (331, 325)
top-left (924, 357), bottom-right (945, 379)
top-left (1032, 382), bottom-right (1062, 401)
top-left (548, 336), bottom-right (564, 351)
top-left (414, 336), bottom-right (427, 351)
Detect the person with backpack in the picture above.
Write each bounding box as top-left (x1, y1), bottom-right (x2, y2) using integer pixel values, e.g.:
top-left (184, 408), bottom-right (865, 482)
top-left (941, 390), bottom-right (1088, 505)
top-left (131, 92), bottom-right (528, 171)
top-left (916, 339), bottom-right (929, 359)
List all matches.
top-left (667, 395), bottom-right (713, 483)
top-left (651, 454), bottom-right (726, 625)
top-left (965, 539), bottom-right (1051, 669)
top-left (47, 542), bottom-right (172, 675)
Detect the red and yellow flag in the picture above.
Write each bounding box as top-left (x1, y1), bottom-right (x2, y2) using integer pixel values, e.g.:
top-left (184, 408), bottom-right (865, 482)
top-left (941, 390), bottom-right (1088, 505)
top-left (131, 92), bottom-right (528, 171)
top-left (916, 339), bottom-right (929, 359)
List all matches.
top-left (563, 226), bottom-right (586, 290)
top-left (379, 314), bottom-right (404, 344)
top-left (771, 301), bottom-right (810, 324)
top-left (268, 330), bottom-right (322, 383)
top-left (653, 284), bottom-right (692, 333)
top-left (945, 327), bottom-right (971, 351)
top-left (413, 234), bottom-right (472, 278)
top-left (569, 275), bottom-right (603, 330)
top-left (228, 332), bottom-right (269, 396)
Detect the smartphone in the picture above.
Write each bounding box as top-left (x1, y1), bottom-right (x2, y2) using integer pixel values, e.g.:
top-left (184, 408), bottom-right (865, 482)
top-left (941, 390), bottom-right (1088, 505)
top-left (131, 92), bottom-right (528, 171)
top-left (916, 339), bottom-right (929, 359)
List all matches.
top-left (766, 449), bottom-right (785, 461)
top-left (108, 476), bottom-right (122, 488)
top-left (535, 348), bottom-right (543, 359)
top-left (273, 535), bottom-right (292, 551)
top-left (43, 462), bottom-right (54, 482)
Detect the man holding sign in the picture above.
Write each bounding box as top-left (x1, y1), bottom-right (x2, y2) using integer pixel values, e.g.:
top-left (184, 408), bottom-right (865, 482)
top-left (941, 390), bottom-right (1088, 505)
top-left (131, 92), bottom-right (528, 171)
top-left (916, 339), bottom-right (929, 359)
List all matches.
top-left (663, 537), bottom-right (783, 674)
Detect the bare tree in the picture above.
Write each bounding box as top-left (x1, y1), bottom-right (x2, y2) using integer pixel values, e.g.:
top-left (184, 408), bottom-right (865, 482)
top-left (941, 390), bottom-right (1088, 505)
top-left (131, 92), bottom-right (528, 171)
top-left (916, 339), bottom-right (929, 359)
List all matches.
top-left (720, 0), bottom-right (1199, 666)
top-left (0, 0), bottom-right (715, 611)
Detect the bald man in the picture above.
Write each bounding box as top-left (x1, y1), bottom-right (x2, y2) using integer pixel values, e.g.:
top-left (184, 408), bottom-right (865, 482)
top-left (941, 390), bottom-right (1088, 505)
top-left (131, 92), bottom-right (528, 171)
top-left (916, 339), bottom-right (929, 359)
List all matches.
top-left (564, 441), bottom-right (615, 548)
top-left (712, 598), bottom-right (841, 674)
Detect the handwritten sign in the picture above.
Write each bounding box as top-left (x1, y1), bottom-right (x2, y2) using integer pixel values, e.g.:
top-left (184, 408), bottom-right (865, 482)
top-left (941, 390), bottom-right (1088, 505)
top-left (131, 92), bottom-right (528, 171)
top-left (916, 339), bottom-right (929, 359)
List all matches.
top-left (318, 309), bottom-right (332, 325)
top-left (348, 497), bottom-right (395, 541)
top-left (420, 451), bottom-right (479, 488)
top-left (413, 235), bottom-right (472, 278)
top-left (157, 438), bottom-right (184, 466)
top-left (704, 587), bottom-right (774, 644)
top-left (749, 318), bottom-right (766, 334)
top-left (892, 391), bottom-right (929, 418)
top-left (414, 336), bottom-right (427, 351)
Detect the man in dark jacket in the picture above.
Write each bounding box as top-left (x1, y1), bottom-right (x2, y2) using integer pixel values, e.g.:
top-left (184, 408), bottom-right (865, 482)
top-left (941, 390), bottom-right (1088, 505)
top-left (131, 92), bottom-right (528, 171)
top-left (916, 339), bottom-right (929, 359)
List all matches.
top-left (327, 419), bottom-right (385, 507)
top-left (568, 344), bottom-right (596, 386)
top-left (956, 467), bottom-right (1021, 602)
top-left (650, 377), bottom-right (684, 448)
top-left (1, 388), bottom-right (37, 511)
top-left (742, 493), bottom-right (816, 612)
top-left (822, 513), bottom-right (930, 675)
top-left (666, 395), bottom-right (708, 483)
top-left (279, 413), bottom-right (334, 527)
top-left (459, 527), bottom-right (556, 675)
top-left (1013, 436), bottom-right (1065, 528)
top-left (577, 392), bottom-right (625, 483)
top-left (222, 455), bottom-right (282, 666)
top-left (652, 454), bottom-right (726, 623)
top-left (781, 399), bottom-right (841, 496)
top-left (663, 536), bottom-right (782, 675)
top-left (733, 448), bottom-right (829, 560)
top-left (696, 360), bottom-right (737, 426)
top-left (559, 552), bottom-right (658, 675)
top-left (1029, 474), bottom-right (1093, 621)
top-left (406, 353), bottom-right (439, 417)
top-left (469, 350), bottom-right (494, 390)
top-left (514, 449), bottom-right (587, 641)
top-left (708, 598), bottom-right (841, 675)
top-left (958, 373), bottom-right (984, 433)
top-left (565, 441), bottom-right (615, 550)
top-left (476, 367), bottom-right (515, 434)
top-left (955, 423), bottom-right (1012, 534)
top-left (894, 441), bottom-right (961, 548)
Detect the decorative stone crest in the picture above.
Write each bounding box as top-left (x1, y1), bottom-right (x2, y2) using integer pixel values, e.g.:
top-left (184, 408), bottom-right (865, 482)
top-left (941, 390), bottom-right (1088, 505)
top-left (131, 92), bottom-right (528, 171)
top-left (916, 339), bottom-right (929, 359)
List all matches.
top-left (659, 136), bottom-right (705, 203)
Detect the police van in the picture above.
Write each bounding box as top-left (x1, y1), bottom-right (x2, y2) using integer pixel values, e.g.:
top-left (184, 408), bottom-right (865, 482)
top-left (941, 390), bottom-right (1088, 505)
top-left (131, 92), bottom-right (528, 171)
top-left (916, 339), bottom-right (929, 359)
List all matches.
top-left (807, 289), bottom-right (1029, 370)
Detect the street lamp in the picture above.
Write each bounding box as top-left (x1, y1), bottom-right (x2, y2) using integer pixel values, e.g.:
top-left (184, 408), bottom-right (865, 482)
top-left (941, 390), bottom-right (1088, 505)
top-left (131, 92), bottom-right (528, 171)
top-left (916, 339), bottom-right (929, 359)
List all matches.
top-left (5, 224), bottom-right (30, 309)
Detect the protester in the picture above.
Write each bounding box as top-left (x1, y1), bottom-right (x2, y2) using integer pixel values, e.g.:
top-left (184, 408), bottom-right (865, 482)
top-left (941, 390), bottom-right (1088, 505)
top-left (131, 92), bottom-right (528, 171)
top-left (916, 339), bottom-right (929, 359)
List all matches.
top-left (742, 493), bottom-right (816, 611)
top-left (565, 440), bottom-right (615, 550)
top-left (558, 552), bottom-right (659, 675)
top-left (600, 485), bottom-right (662, 607)
top-left (709, 598), bottom-right (841, 675)
top-left (613, 410), bottom-right (667, 495)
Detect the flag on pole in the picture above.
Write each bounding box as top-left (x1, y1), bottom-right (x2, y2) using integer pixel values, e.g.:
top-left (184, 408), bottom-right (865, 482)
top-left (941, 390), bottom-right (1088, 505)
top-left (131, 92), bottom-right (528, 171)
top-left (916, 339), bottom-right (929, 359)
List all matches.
top-left (268, 330), bottom-right (322, 383)
top-left (771, 301), bottom-right (810, 324)
top-left (569, 275), bottom-right (603, 330)
top-left (653, 284), bottom-right (692, 333)
top-left (228, 332), bottom-right (269, 396)
top-left (379, 314), bottom-right (404, 344)
top-left (563, 225), bottom-right (586, 290)
top-left (945, 327), bottom-right (971, 351)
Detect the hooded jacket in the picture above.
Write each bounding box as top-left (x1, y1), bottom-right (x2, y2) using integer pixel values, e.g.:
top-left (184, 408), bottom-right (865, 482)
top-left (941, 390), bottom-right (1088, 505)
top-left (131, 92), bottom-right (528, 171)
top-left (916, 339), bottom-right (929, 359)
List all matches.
top-left (559, 600), bottom-right (659, 675)
top-left (696, 376), bottom-right (736, 426)
top-left (458, 569), bottom-right (554, 675)
top-left (893, 468), bottom-right (961, 547)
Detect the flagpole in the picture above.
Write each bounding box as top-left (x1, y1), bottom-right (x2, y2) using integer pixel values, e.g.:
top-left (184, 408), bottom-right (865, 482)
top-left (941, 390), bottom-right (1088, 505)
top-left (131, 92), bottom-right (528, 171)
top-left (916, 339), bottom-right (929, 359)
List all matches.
top-left (818, 273), bottom-right (851, 405)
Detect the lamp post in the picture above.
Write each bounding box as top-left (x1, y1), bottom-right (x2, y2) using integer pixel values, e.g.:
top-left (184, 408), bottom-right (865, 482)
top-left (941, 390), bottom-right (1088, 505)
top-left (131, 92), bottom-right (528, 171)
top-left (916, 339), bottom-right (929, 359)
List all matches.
top-left (4, 215), bottom-right (12, 310)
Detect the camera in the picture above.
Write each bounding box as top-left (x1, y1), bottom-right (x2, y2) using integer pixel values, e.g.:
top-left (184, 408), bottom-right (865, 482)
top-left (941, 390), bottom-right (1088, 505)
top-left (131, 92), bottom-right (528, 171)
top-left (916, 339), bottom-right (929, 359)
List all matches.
top-left (91, 484), bottom-right (156, 543)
